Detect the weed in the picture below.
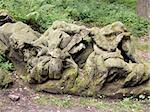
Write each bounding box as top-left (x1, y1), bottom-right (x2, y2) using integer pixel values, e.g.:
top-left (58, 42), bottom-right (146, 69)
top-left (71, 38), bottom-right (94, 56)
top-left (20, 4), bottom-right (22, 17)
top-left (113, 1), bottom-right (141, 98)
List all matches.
top-left (33, 94), bottom-right (148, 111)
top-left (0, 53), bottom-right (13, 71)
top-left (79, 97), bottom-right (110, 110)
top-left (0, 0), bottom-right (149, 36)
top-left (115, 98), bottom-right (143, 112)
top-left (34, 95), bottom-right (73, 108)
top-left (79, 97), bottom-right (144, 112)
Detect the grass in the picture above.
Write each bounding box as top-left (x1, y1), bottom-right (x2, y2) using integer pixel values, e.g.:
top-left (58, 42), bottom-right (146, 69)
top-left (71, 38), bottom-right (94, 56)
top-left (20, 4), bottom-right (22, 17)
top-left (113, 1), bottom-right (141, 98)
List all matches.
top-left (104, 0), bottom-right (136, 9)
top-left (33, 94), bottom-right (148, 111)
top-left (0, 0), bottom-right (149, 37)
top-left (79, 97), bottom-right (145, 112)
top-left (80, 97), bottom-right (110, 110)
top-left (136, 44), bottom-right (150, 52)
top-left (34, 94), bottom-right (73, 108)
top-left (116, 98), bottom-right (142, 112)
top-left (133, 37), bottom-right (150, 54)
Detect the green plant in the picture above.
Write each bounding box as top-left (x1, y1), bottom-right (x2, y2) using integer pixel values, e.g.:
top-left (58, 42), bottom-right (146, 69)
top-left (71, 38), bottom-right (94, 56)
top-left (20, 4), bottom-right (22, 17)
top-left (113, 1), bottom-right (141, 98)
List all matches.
top-left (34, 95), bottom-right (73, 108)
top-left (79, 96), bottom-right (144, 112)
top-left (80, 97), bottom-right (109, 110)
top-left (117, 98), bottom-right (142, 111)
top-left (0, 54), bottom-right (13, 71)
top-left (0, 0), bottom-right (149, 36)
top-left (33, 94), bottom-right (147, 111)
top-left (104, 0), bottom-right (136, 9)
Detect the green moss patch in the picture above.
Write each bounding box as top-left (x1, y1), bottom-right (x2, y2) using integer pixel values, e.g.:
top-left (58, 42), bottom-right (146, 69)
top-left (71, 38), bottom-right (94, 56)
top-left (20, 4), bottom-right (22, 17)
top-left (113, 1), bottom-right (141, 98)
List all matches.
top-left (0, 68), bottom-right (13, 88)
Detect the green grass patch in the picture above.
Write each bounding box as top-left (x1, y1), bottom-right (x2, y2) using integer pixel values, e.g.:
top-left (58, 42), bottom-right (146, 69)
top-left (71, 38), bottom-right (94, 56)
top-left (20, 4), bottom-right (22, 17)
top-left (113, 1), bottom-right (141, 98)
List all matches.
top-left (79, 97), bottom-right (143, 112)
top-left (115, 98), bottom-right (143, 112)
top-left (0, 0), bottom-right (149, 36)
top-left (133, 39), bottom-right (150, 51)
top-left (136, 44), bottom-right (150, 51)
top-left (34, 95), bottom-right (73, 108)
top-left (34, 94), bottom-right (147, 111)
top-left (104, 0), bottom-right (136, 9)
top-left (79, 97), bottom-right (110, 110)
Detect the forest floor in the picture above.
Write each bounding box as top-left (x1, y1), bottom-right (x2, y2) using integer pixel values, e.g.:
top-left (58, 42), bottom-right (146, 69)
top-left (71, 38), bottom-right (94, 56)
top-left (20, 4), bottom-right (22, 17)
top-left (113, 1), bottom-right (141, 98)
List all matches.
top-left (0, 39), bottom-right (150, 112)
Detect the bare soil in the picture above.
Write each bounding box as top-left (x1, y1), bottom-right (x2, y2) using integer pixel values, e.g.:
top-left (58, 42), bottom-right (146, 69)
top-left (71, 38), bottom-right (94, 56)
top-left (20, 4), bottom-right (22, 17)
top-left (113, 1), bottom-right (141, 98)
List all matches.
top-left (0, 39), bottom-right (150, 112)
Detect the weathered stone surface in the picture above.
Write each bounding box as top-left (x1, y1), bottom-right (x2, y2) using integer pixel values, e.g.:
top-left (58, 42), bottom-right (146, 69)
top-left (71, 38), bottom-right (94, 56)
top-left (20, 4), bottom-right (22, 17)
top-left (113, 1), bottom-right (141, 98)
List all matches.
top-left (124, 63), bottom-right (150, 87)
top-left (0, 22), bottom-right (41, 70)
top-left (0, 10), bottom-right (14, 26)
top-left (0, 20), bottom-right (150, 98)
top-left (0, 22), bottom-right (40, 49)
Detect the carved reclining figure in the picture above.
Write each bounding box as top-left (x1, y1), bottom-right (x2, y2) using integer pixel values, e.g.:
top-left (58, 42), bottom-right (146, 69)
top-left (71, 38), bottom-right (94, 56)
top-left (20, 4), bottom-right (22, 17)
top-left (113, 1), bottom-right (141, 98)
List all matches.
top-left (0, 19), bottom-right (150, 98)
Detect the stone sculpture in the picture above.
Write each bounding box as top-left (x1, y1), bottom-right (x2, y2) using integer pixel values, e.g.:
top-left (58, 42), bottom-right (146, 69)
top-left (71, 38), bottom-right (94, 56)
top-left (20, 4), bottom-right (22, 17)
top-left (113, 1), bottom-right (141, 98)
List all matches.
top-left (0, 14), bottom-right (149, 98)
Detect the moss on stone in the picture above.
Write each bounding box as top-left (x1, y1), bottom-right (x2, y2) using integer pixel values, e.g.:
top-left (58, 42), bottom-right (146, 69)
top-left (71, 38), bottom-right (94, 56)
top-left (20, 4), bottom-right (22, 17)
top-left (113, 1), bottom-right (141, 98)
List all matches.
top-left (35, 80), bottom-right (62, 94)
top-left (1, 20), bottom-right (150, 97)
top-left (69, 71), bottom-right (91, 95)
top-left (0, 68), bottom-right (13, 88)
top-left (59, 68), bottom-right (78, 93)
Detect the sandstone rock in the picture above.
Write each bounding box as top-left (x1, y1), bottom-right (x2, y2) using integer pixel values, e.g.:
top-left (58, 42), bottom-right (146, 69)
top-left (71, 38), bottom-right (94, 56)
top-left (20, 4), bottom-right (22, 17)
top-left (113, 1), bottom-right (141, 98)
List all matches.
top-left (52, 21), bottom-right (86, 34)
top-left (0, 10), bottom-right (14, 26)
top-left (104, 58), bottom-right (131, 82)
top-left (0, 22), bottom-right (40, 48)
top-left (91, 22), bottom-right (126, 51)
top-left (0, 20), bottom-right (150, 98)
top-left (124, 63), bottom-right (150, 87)
top-left (8, 94), bottom-right (20, 101)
